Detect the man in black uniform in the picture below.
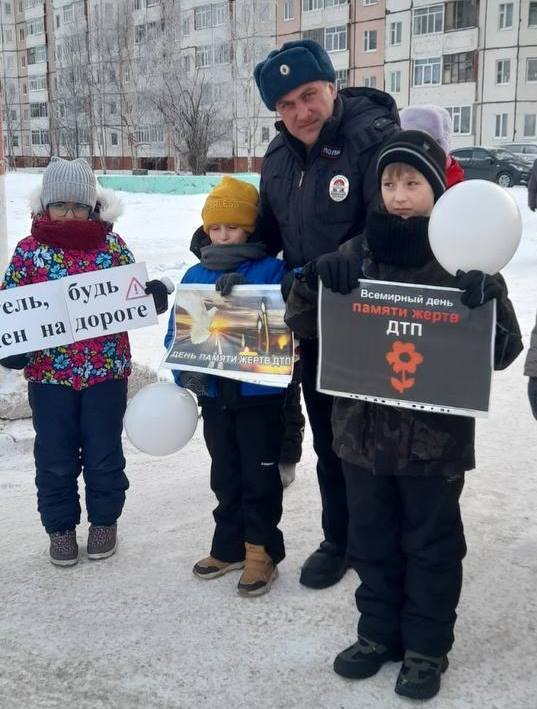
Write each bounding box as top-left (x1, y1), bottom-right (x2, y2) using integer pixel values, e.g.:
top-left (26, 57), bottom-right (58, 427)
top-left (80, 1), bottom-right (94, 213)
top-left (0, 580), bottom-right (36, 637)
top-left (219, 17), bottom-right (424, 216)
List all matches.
top-left (253, 40), bottom-right (400, 588)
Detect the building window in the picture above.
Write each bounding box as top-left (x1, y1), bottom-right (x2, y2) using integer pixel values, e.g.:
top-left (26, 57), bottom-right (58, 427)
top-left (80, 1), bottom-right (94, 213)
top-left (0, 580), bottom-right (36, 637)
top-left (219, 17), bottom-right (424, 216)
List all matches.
top-left (325, 25), bottom-right (347, 52)
top-left (364, 76), bottom-right (377, 88)
top-left (261, 126), bottom-right (270, 142)
top-left (63, 5), bottom-right (74, 23)
top-left (443, 51), bottom-right (475, 84)
top-left (530, 2), bottom-right (537, 26)
top-left (325, 0), bottom-right (347, 6)
top-left (499, 3), bottom-right (513, 30)
top-left (3, 27), bottom-right (13, 42)
top-left (31, 129), bottom-right (49, 146)
top-left (26, 17), bottom-right (45, 36)
top-left (302, 0), bottom-right (323, 11)
top-left (195, 45), bottom-right (212, 68)
top-left (213, 42), bottom-right (229, 65)
top-left (194, 3), bottom-right (226, 29)
top-left (26, 45), bottom-right (47, 65)
top-left (390, 21), bottom-right (402, 45)
top-left (4, 2), bottom-right (11, 14)
top-left (414, 57), bottom-right (441, 86)
top-left (182, 17), bottom-right (190, 35)
top-left (181, 54), bottom-right (192, 73)
top-left (12, 134), bottom-right (19, 147)
top-left (495, 113), bottom-right (508, 138)
top-left (445, 0), bottom-right (478, 30)
top-left (446, 105), bottom-right (472, 134)
top-left (29, 76), bottom-right (47, 92)
top-left (363, 0), bottom-right (377, 5)
top-left (334, 69), bottom-right (348, 90)
top-left (194, 5), bottom-right (212, 29)
top-left (302, 27), bottom-right (324, 45)
top-left (111, 132), bottom-right (118, 146)
top-left (283, 0), bottom-right (294, 19)
top-left (527, 58), bottom-right (537, 82)
top-left (389, 70), bottom-right (401, 93)
top-left (413, 5), bottom-right (444, 35)
top-left (363, 30), bottom-right (377, 52)
top-left (524, 114), bottom-right (536, 137)
top-left (496, 59), bottom-right (511, 84)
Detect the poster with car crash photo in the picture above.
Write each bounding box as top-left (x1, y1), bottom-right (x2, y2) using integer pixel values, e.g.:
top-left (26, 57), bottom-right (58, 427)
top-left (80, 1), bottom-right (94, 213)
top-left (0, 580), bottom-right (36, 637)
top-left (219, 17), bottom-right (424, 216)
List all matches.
top-left (161, 285), bottom-right (294, 387)
top-left (317, 279), bottom-right (495, 417)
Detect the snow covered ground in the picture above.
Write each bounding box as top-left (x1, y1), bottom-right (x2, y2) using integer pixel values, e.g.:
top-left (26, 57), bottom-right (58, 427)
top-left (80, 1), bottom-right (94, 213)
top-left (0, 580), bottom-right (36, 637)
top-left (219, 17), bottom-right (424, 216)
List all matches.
top-left (1, 172), bottom-right (537, 708)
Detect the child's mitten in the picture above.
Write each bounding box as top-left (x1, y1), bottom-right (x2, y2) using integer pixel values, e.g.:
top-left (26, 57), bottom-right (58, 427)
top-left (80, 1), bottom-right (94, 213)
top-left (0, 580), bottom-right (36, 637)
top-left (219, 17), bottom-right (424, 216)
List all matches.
top-left (215, 273), bottom-right (249, 296)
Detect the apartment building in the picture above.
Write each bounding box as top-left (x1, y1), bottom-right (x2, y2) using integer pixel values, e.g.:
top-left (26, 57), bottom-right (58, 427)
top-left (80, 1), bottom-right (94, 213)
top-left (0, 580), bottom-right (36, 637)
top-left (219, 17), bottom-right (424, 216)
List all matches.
top-left (2, 1), bottom-right (536, 167)
top-left (385, 0), bottom-right (537, 147)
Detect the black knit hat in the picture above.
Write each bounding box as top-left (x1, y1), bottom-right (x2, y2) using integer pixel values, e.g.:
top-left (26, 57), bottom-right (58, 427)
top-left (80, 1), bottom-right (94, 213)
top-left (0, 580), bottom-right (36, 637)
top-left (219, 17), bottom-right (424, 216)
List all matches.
top-left (376, 129), bottom-right (447, 202)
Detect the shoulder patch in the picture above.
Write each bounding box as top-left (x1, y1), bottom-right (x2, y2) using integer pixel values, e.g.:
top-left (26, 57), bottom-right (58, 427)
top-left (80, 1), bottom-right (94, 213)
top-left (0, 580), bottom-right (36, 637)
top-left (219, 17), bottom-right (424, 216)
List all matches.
top-left (372, 117), bottom-right (395, 131)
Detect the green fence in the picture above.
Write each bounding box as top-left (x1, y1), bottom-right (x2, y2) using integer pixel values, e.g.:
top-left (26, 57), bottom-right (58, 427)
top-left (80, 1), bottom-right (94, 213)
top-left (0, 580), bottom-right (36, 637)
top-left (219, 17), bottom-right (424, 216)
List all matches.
top-left (97, 173), bottom-right (261, 195)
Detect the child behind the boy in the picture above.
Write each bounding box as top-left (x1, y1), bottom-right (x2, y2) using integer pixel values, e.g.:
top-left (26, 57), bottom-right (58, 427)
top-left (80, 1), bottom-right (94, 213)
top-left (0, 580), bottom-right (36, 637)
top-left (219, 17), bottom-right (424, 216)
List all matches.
top-left (285, 131), bottom-right (522, 700)
top-left (165, 176), bottom-right (288, 596)
top-left (0, 158), bottom-right (168, 566)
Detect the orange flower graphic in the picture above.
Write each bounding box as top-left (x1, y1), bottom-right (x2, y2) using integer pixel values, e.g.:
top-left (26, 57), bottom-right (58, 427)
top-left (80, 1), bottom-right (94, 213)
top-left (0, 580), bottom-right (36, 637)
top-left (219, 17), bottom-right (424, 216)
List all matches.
top-left (385, 341), bottom-right (424, 394)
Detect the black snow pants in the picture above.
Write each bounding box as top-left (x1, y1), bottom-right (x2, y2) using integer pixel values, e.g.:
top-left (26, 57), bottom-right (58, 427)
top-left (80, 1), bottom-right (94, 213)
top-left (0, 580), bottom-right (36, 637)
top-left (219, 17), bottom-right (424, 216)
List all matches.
top-left (343, 462), bottom-right (467, 657)
top-left (201, 399), bottom-right (285, 565)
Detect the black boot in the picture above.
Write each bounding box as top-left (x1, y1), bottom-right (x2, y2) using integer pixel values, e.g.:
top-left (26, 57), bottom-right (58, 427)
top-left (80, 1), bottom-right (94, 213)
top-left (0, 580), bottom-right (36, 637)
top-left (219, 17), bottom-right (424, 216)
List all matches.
top-left (299, 541), bottom-right (348, 589)
top-left (334, 635), bottom-right (403, 679)
top-left (395, 651), bottom-right (449, 700)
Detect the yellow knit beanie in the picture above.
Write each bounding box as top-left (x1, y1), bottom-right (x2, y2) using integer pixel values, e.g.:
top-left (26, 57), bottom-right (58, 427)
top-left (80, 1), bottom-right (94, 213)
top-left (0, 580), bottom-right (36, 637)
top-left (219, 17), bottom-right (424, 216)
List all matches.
top-left (202, 176), bottom-right (259, 235)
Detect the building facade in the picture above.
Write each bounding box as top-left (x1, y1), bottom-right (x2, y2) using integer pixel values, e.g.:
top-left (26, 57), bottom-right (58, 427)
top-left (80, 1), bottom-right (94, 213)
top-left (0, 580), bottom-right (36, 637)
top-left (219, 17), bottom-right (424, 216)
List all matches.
top-left (1, 0), bottom-right (536, 169)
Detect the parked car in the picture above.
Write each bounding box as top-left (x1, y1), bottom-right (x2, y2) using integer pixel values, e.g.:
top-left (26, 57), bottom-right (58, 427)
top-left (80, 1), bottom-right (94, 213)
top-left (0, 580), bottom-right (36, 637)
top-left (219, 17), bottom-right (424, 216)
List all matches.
top-left (502, 143), bottom-right (537, 166)
top-left (450, 147), bottom-right (531, 187)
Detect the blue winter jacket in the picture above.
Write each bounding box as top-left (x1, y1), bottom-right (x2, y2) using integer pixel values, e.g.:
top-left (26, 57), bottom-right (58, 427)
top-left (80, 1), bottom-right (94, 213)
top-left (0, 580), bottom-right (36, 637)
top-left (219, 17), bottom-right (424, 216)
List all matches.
top-left (165, 256), bottom-right (288, 399)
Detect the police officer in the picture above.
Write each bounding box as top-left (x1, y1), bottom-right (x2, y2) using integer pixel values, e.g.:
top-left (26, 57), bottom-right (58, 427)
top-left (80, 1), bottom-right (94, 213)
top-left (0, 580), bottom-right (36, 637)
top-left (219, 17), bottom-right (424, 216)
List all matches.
top-left (253, 40), bottom-right (400, 589)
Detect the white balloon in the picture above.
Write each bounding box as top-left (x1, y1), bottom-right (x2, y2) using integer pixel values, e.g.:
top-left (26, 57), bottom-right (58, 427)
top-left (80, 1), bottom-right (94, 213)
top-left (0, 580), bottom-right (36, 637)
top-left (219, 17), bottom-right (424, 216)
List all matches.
top-left (124, 382), bottom-right (198, 456)
top-left (428, 180), bottom-right (522, 275)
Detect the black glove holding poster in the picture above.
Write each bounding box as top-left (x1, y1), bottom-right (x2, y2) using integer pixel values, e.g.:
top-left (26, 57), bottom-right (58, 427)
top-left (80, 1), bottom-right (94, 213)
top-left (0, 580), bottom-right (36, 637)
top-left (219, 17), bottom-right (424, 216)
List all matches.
top-left (456, 270), bottom-right (505, 309)
top-left (316, 252), bottom-right (361, 296)
top-left (215, 273), bottom-right (249, 296)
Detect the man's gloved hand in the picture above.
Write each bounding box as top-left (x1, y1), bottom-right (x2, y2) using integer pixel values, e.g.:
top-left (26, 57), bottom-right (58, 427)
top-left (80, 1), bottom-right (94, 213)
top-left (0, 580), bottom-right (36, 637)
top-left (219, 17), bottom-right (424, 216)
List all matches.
top-left (529, 378), bottom-right (537, 421)
top-left (456, 270), bottom-right (505, 308)
top-left (0, 353), bottom-right (29, 370)
top-left (215, 273), bottom-right (248, 296)
top-left (144, 279), bottom-right (169, 315)
top-left (280, 270), bottom-right (296, 302)
top-left (316, 251), bottom-right (361, 295)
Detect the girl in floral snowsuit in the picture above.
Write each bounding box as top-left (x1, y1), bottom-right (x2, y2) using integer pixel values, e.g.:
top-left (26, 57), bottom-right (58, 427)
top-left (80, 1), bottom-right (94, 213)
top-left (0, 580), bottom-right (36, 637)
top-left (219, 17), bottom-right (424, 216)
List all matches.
top-left (0, 157), bottom-right (167, 566)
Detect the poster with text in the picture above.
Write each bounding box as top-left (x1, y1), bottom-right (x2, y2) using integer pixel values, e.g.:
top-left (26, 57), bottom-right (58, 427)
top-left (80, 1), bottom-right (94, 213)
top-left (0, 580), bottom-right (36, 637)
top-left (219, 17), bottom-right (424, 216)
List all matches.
top-left (162, 285), bottom-right (294, 388)
top-left (317, 279), bottom-right (495, 417)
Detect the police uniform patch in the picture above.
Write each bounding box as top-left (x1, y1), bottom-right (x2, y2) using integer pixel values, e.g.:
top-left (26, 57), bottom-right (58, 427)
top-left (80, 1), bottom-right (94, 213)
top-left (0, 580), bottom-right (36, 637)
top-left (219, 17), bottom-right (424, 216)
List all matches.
top-left (329, 175), bottom-right (349, 202)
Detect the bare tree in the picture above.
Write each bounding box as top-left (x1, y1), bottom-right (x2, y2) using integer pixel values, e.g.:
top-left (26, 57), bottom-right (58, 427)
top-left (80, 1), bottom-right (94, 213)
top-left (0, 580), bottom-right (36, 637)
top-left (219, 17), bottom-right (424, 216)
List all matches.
top-left (0, 79), bottom-right (22, 169)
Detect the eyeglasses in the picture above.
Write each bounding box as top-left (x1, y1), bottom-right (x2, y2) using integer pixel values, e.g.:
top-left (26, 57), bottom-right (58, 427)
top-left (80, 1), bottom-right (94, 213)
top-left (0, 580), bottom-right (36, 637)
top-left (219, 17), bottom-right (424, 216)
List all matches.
top-left (48, 202), bottom-right (92, 217)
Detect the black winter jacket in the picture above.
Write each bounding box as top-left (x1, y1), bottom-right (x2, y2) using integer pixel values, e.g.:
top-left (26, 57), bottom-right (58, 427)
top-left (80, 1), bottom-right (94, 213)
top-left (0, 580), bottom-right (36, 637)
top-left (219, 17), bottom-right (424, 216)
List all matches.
top-left (285, 230), bottom-right (523, 476)
top-left (256, 87), bottom-right (400, 267)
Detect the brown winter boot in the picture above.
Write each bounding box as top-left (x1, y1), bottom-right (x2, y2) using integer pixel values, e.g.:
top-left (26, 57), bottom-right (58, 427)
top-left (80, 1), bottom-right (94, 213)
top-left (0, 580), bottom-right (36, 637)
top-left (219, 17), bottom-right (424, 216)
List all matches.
top-left (193, 555), bottom-right (244, 579)
top-left (237, 543), bottom-right (278, 597)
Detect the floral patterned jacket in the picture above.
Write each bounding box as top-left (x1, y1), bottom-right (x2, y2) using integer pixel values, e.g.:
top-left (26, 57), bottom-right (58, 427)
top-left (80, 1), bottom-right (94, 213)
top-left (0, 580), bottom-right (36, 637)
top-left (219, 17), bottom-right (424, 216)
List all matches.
top-left (1, 193), bottom-right (135, 390)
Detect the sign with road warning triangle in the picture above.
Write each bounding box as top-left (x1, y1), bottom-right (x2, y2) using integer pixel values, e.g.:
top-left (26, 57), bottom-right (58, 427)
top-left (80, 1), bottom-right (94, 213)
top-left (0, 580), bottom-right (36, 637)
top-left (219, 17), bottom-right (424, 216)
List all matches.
top-left (126, 277), bottom-right (146, 300)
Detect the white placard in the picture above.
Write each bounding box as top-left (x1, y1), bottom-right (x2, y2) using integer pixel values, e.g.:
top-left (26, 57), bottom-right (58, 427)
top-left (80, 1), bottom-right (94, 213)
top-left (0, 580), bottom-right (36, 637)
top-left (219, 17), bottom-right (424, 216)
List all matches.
top-left (0, 263), bottom-right (157, 357)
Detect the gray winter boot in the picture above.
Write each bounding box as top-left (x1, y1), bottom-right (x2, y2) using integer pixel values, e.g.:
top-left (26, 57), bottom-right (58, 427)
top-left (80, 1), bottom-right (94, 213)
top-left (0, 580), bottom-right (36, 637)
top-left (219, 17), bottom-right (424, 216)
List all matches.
top-left (87, 523), bottom-right (117, 560)
top-left (49, 529), bottom-right (78, 567)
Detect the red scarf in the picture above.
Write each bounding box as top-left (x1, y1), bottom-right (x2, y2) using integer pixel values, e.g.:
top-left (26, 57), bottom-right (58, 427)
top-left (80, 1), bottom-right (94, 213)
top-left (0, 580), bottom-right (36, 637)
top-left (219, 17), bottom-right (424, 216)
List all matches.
top-left (31, 215), bottom-right (108, 250)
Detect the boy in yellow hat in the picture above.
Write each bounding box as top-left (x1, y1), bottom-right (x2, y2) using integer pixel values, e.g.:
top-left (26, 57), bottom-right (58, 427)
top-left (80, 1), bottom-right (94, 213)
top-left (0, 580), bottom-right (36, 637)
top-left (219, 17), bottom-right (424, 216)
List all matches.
top-left (165, 176), bottom-right (289, 596)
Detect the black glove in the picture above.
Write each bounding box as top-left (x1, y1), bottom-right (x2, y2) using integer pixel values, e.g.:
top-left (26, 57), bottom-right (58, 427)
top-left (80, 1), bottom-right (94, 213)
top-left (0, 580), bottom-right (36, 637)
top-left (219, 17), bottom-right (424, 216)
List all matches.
top-left (316, 251), bottom-right (361, 295)
top-left (215, 273), bottom-right (248, 296)
top-left (456, 270), bottom-right (505, 309)
top-left (0, 353), bottom-right (29, 370)
top-left (144, 280), bottom-right (169, 315)
top-left (528, 378), bottom-right (537, 421)
top-left (280, 270), bottom-right (296, 302)
top-left (180, 371), bottom-right (210, 398)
